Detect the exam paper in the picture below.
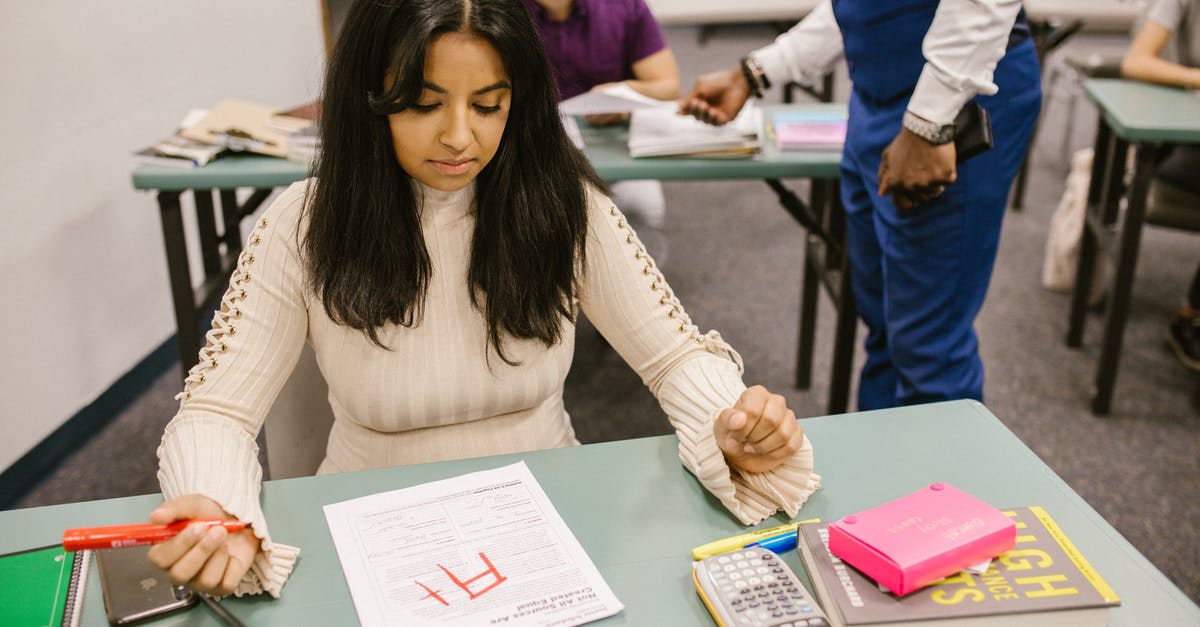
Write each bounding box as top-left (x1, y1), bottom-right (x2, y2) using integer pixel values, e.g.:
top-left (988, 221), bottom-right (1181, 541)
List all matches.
top-left (323, 461), bottom-right (624, 627)
top-left (558, 83), bottom-right (671, 116)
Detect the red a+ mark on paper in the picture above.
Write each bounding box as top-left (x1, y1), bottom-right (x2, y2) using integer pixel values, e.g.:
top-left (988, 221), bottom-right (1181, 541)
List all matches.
top-left (417, 552), bottom-right (508, 606)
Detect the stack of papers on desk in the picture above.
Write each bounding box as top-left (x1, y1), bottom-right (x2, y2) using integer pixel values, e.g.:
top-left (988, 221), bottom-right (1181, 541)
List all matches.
top-left (628, 103), bottom-right (762, 158)
top-left (324, 461), bottom-right (623, 627)
top-left (180, 98), bottom-right (313, 159)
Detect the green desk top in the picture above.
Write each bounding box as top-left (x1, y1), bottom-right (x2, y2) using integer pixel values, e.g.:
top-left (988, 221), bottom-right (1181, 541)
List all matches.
top-left (1085, 79), bottom-right (1200, 143)
top-left (131, 105), bottom-right (844, 192)
top-left (0, 400), bottom-right (1195, 625)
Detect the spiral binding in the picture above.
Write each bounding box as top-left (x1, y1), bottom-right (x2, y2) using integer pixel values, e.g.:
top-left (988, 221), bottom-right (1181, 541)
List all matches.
top-left (62, 549), bottom-right (90, 627)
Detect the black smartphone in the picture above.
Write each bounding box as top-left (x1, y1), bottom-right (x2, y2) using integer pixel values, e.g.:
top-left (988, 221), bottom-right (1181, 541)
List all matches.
top-left (95, 545), bottom-right (197, 624)
top-left (954, 102), bottom-right (993, 163)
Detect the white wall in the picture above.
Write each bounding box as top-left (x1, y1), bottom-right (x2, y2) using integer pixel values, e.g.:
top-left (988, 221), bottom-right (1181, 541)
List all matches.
top-left (0, 3), bottom-right (325, 471)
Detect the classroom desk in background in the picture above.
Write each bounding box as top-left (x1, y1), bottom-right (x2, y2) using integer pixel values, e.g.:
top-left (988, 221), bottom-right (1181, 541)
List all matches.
top-left (1067, 79), bottom-right (1200, 415)
top-left (1, 400), bottom-right (1195, 625)
top-left (131, 104), bottom-right (856, 412)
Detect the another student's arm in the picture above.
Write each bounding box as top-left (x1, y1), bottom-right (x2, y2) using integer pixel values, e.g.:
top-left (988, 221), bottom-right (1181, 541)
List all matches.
top-left (577, 189), bottom-right (820, 525)
top-left (152, 182), bottom-right (311, 597)
top-left (586, 48), bottom-right (680, 126)
top-left (749, 0), bottom-right (844, 93)
top-left (624, 47), bottom-right (682, 101)
top-left (1122, 18), bottom-right (1200, 89)
top-left (680, 0), bottom-right (842, 125)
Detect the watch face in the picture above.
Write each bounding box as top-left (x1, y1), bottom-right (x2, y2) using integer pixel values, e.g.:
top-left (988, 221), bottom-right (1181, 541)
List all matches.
top-left (934, 125), bottom-right (955, 144)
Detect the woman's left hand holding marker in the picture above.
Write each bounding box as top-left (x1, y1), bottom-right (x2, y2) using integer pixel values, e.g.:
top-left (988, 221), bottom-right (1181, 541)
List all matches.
top-left (147, 494), bottom-right (261, 596)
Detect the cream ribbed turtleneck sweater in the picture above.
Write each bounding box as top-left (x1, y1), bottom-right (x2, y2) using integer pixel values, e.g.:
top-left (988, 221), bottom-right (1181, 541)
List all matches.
top-left (157, 180), bottom-right (820, 597)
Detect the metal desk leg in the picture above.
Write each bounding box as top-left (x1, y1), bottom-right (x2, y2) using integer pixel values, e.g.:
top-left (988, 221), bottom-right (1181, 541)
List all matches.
top-left (795, 240), bottom-right (820, 389)
top-left (826, 189), bottom-right (855, 415)
top-left (220, 190), bottom-right (245, 257)
top-left (156, 191), bottom-right (201, 378)
top-left (195, 190), bottom-right (223, 277)
top-left (1067, 120), bottom-right (1116, 347)
top-left (1092, 145), bottom-right (1157, 415)
top-left (828, 246), bottom-right (857, 415)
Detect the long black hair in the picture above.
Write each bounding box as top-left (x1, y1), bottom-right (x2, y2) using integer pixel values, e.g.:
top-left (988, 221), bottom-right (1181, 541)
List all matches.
top-left (304, 0), bottom-right (605, 363)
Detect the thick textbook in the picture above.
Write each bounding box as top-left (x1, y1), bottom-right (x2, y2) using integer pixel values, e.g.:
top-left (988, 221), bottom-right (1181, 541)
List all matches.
top-left (827, 483), bottom-right (1016, 596)
top-left (0, 544), bottom-right (91, 627)
top-left (797, 507), bottom-right (1121, 626)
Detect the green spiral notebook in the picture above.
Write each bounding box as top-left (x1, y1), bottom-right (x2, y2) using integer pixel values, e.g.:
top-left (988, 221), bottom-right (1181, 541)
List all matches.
top-left (0, 544), bottom-right (91, 627)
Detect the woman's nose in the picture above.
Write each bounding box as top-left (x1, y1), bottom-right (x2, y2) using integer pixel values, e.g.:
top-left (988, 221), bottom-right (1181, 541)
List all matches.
top-left (439, 106), bottom-right (472, 151)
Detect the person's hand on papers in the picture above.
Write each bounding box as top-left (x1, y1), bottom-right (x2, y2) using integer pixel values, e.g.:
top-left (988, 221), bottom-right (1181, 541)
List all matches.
top-left (584, 112), bottom-right (630, 126)
top-left (878, 128), bottom-right (957, 212)
top-left (147, 494), bottom-right (261, 596)
top-left (580, 83), bottom-right (630, 126)
top-left (715, 385), bottom-right (805, 474)
top-left (678, 67), bottom-right (752, 126)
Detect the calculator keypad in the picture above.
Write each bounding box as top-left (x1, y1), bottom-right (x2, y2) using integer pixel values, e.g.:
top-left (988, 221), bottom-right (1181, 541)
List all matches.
top-left (698, 547), bottom-right (829, 627)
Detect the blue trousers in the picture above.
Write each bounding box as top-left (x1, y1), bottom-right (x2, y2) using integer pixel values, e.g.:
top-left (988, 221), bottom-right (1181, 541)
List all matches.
top-left (840, 41), bottom-right (1041, 410)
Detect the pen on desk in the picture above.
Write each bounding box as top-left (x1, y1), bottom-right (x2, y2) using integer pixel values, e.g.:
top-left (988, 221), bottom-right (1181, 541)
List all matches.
top-left (62, 519), bottom-right (252, 551)
top-left (746, 529), bottom-right (799, 555)
top-left (199, 594), bottom-right (248, 627)
top-left (691, 518), bottom-right (818, 560)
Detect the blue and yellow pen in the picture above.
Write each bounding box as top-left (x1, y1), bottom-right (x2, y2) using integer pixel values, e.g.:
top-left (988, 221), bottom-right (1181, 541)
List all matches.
top-left (746, 529), bottom-right (799, 555)
top-left (691, 518), bottom-right (818, 560)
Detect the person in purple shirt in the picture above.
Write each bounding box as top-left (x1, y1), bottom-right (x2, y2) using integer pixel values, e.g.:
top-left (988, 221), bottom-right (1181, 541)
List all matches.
top-left (524, 0), bottom-right (680, 263)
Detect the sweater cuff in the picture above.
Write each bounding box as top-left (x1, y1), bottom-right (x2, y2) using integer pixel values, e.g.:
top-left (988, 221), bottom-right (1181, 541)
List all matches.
top-left (679, 412), bottom-right (821, 525)
top-left (657, 354), bottom-right (821, 525)
top-left (157, 414), bottom-right (299, 597)
top-left (734, 436), bottom-right (821, 520)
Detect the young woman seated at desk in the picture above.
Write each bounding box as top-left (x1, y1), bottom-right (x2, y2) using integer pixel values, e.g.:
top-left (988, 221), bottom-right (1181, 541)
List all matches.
top-left (144, 0), bottom-right (820, 599)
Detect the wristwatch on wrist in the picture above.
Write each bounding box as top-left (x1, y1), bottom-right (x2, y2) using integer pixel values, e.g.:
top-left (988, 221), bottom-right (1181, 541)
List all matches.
top-left (902, 110), bottom-right (955, 145)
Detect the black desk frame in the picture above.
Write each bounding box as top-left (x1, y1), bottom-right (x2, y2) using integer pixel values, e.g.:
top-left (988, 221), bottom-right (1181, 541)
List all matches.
top-left (1066, 116), bottom-right (1163, 415)
top-left (772, 75), bottom-right (857, 414)
top-left (158, 188), bottom-right (274, 377)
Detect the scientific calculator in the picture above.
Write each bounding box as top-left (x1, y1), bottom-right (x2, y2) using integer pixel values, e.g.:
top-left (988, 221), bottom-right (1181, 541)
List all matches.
top-left (693, 546), bottom-right (830, 627)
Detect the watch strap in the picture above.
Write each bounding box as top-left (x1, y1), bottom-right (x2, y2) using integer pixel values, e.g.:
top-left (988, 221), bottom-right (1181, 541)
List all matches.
top-left (903, 111), bottom-right (955, 145)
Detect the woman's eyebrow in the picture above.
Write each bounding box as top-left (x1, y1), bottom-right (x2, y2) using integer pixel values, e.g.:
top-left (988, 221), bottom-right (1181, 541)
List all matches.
top-left (421, 80), bottom-right (512, 95)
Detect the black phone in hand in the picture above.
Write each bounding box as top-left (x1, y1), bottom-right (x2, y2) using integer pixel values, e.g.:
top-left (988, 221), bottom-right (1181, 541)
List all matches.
top-left (954, 102), bottom-right (993, 162)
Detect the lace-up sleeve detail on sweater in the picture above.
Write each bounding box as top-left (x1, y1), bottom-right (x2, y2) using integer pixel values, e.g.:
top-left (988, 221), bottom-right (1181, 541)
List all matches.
top-left (577, 188), bottom-right (820, 525)
top-left (157, 181), bottom-right (311, 597)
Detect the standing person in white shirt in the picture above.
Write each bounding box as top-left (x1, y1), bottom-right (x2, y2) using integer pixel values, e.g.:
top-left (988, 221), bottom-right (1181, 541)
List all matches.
top-left (680, 1), bottom-right (1042, 410)
top-left (1120, 0), bottom-right (1200, 371)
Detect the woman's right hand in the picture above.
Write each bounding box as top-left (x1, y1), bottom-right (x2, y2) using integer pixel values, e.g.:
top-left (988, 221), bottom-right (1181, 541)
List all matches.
top-left (147, 494), bottom-right (261, 596)
top-left (678, 67), bottom-right (751, 126)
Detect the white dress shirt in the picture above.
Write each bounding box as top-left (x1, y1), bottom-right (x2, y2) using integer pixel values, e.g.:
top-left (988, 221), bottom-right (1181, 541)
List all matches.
top-left (751, 0), bottom-right (1026, 125)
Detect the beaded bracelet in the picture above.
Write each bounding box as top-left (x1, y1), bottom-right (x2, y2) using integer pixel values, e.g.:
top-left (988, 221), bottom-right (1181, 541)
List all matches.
top-left (740, 57), bottom-right (764, 99)
top-left (740, 56), bottom-right (772, 98)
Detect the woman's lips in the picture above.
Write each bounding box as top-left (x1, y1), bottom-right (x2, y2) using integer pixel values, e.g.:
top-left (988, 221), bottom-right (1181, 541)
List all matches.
top-left (430, 159), bottom-right (474, 175)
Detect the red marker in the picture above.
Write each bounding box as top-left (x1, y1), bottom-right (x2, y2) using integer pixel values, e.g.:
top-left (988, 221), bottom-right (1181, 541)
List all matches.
top-left (62, 519), bottom-right (251, 551)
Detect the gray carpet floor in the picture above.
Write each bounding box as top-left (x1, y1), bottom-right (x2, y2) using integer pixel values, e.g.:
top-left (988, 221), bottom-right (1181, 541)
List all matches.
top-left (12, 26), bottom-right (1199, 605)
